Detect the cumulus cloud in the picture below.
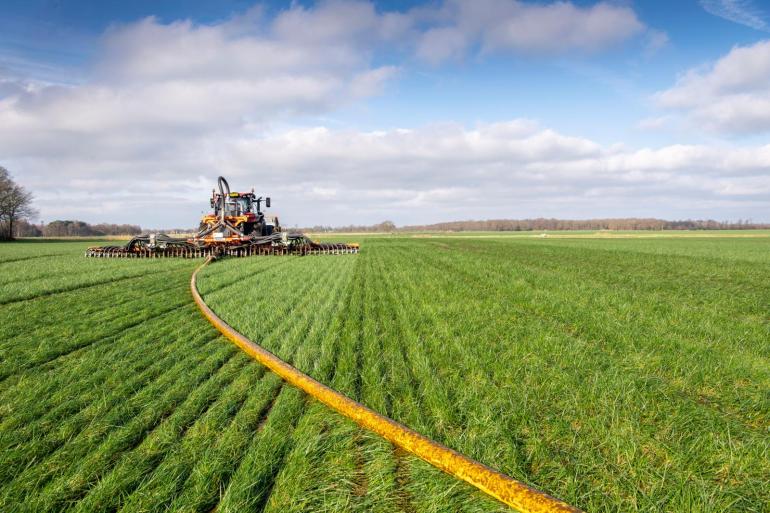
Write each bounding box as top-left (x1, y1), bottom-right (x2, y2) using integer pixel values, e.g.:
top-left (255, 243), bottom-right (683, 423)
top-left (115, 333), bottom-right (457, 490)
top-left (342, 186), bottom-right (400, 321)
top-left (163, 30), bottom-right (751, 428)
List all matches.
top-left (413, 0), bottom-right (647, 63)
top-left (0, 2), bottom-right (406, 161)
top-left (0, 1), bottom-right (652, 162)
top-left (10, 120), bottom-right (770, 227)
top-left (700, 0), bottom-right (768, 31)
top-left (656, 39), bottom-right (770, 134)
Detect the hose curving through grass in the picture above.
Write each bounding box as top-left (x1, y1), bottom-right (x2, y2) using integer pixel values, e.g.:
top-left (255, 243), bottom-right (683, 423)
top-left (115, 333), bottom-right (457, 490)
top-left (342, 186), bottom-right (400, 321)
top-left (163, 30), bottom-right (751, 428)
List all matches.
top-left (191, 256), bottom-right (581, 513)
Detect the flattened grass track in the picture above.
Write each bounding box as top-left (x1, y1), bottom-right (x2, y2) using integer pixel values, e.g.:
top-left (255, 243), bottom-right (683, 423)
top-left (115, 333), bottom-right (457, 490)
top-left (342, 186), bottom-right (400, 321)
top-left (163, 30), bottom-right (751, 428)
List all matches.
top-left (1, 235), bottom-right (769, 512)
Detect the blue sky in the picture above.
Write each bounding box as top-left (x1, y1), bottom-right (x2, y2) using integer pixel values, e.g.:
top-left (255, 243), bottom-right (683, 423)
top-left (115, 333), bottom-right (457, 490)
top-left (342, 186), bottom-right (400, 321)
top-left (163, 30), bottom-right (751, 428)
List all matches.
top-left (1, 0), bottom-right (769, 227)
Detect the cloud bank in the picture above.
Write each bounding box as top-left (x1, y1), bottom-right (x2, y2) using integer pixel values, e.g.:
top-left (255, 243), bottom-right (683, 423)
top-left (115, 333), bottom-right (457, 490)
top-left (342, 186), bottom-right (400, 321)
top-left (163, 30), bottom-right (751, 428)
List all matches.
top-left (12, 120), bottom-right (770, 227)
top-left (412, 0), bottom-right (646, 63)
top-left (656, 39), bottom-right (770, 134)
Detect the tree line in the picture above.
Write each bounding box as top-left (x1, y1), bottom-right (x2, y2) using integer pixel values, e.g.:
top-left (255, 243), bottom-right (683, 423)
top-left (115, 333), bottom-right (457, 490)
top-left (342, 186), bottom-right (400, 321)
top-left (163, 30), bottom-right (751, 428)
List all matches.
top-left (15, 219), bottom-right (142, 237)
top-left (0, 167), bottom-right (36, 240)
top-left (303, 218), bottom-right (769, 233)
top-left (401, 218), bottom-right (769, 231)
top-left (2, 166), bottom-right (143, 239)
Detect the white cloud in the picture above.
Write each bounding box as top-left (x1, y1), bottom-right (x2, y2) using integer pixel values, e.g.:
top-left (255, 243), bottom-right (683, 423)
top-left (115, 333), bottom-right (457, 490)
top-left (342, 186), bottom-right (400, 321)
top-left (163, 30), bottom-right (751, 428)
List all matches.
top-left (700, 0), bottom-right (768, 31)
top-left (656, 39), bottom-right (770, 134)
top-left (0, 0), bottom-right (657, 165)
top-left (10, 120), bottom-right (770, 227)
top-left (413, 0), bottom-right (647, 63)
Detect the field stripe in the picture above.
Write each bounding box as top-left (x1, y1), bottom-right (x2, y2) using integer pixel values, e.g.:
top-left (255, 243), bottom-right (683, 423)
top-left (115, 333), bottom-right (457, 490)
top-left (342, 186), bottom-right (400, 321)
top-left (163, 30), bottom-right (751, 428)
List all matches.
top-left (0, 266), bottom-right (186, 305)
top-left (192, 257), bottom-right (580, 513)
top-left (0, 301), bottom-right (192, 382)
top-left (0, 253), bottom-right (70, 265)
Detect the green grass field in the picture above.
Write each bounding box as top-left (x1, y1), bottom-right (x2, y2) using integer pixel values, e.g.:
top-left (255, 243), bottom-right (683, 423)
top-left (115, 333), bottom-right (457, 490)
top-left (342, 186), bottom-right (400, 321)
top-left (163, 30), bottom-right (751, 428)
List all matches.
top-left (1, 235), bottom-right (768, 512)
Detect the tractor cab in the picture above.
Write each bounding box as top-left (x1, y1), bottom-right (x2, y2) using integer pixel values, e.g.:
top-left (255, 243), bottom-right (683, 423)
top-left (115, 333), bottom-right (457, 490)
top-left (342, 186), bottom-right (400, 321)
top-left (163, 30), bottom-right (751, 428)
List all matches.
top-left (213, 192), bottom-right (253, 217)
top-left (211, 190), bottom-right (270, 217)
top-left (199, 177), bottom-right (275, 240)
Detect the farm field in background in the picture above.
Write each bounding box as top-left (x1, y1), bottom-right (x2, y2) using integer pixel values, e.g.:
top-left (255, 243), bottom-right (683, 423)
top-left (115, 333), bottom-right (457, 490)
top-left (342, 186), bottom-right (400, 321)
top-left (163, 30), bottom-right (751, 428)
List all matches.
top-left (1, 234), bottom-right (768, 512)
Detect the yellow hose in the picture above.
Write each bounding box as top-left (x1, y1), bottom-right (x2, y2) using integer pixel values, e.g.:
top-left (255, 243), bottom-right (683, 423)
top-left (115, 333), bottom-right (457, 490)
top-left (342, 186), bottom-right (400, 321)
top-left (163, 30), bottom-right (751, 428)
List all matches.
top-left (191, 257), bottom-right (582, 513)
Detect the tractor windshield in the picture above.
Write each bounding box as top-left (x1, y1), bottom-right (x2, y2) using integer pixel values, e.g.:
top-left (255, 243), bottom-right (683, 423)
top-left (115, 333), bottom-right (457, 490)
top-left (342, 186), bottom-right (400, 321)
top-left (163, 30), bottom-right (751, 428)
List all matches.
top-left (237, 197), bottom-right (251, 213)
top-left (220, 197), bottom-right (251, 216)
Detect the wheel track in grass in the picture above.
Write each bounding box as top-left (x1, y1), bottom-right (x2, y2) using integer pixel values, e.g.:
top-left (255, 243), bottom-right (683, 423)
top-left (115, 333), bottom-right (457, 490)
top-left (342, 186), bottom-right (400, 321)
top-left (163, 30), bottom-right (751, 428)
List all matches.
top-left (374, 246), bottom-right (487, 512)
top-left (393, 447), bottom-right (417, 513)
top-left (363, 251), bottom-right (424, 513)
top-left (0, 274), bottom-right (189, 354)
top-left (192, 257), bottom-right (581, 513)
top-left (17, 349), bottom-right (247, 513)
top-left (195, 379), bottom-right (284, 513)
top-left (386, 244), bottom-right (553, 489)
top-left (0, 264), bottom-right (191, 306)
top-left (377, 245), bottom-right (453, 436)
top-left (246, 259), bottom-right (359, 513)
top-left (182, 254), bottom-right (352, 507)
top-left (204, 257), bottom-right (354, 512)
top-left (359, 250), bottom-right (411, 511)
top-left (109, 266), bottom-right (344, 513)
top-left (255, 288), bottom-right (358, 513)
top-left (0, 318), bottom-right (218, 455)
top-left (257, 285), bottom-right (357, 513)
top-left (350, 258), bottom-right (369, 499)
top-left (0, 300), bottom-right (193, 383)
top-left (0, 253), bottom-right (70, 265)
top-left (70, 360), bottom-right (274, 513)
top-left (368, 250), bottom-right (420, 513)
top-left (0, 344), bottom-right (238, 509)
top-left (242, 394), bottom-right (311, 513)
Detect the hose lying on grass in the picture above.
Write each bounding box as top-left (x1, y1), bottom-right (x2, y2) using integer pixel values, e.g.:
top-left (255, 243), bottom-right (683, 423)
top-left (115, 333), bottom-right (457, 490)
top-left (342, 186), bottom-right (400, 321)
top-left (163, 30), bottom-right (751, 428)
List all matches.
top-left (191, 256), bottom-right (581, 513)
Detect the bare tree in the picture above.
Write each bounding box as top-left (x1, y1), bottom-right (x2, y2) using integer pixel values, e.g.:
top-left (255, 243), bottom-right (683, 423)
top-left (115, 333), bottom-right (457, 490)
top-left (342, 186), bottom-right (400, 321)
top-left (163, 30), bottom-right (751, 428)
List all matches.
top-left (0, 167), bottom-right (37, 240)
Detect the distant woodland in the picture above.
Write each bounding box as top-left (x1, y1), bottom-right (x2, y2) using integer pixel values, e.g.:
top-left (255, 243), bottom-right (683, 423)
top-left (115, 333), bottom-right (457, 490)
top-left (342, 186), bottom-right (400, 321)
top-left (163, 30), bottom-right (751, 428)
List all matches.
top-left (10, 217), bottom-right (769, 238)
top-left (15, 219), bottom-right (142, 237)
top-left (302, 218), bottom-right (769, 232)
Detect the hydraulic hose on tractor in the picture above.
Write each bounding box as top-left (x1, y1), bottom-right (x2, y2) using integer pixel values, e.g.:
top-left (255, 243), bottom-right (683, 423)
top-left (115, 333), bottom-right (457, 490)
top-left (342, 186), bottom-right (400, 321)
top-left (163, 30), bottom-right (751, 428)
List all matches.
top-left (191, 257), bottom-right (582, 513)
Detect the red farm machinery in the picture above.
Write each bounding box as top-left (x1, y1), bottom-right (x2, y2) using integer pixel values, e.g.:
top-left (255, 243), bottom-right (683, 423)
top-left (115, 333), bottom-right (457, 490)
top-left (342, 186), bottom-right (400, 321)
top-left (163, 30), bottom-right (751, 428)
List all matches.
top-left (85, 176), bottom-right (359, 258)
